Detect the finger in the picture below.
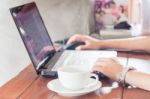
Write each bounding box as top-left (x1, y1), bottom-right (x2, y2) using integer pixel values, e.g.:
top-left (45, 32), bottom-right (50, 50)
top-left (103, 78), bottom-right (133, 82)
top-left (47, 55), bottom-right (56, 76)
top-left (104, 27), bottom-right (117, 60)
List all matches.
top-left (93, 61), bottom-right (104, 67)
top-left (67, 34), bottom-right (86, 44)
top-left (97, 57), bottom-right (110, 60)
top-left (75, 45), bottom-right (89, 50)
top-left (92, 66), bottom-right (103, 73)
top-left (97, 58), bottom-right (117, 63)
top-left (110, 57), bottom-right (119, 62)
top-left (95, 58), bottom-right (107, 63)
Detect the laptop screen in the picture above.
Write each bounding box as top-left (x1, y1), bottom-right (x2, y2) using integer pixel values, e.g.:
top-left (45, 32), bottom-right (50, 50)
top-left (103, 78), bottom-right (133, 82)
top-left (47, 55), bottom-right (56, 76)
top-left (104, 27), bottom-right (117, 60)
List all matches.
top-left (10, 2), bottom-right (56, 70)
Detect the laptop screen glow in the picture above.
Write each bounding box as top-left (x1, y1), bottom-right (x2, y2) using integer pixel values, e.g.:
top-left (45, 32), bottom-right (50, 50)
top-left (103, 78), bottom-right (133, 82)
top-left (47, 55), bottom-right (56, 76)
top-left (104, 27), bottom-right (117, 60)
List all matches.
top-left (11, 3), bottom-right (56, 70)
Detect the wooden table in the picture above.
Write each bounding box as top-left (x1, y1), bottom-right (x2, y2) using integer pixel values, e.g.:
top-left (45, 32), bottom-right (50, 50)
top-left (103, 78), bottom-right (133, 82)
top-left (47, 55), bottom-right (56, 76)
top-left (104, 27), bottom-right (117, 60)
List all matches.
top-left (0, 52), bottom-right (150, 99)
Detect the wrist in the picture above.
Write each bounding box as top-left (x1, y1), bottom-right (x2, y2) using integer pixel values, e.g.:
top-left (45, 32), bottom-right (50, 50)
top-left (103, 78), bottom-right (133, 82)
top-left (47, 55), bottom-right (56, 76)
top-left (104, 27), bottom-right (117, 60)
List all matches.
top-left (125, 69), bottom-right (136, 84)
top-left (97, 40), bottom-right (108, 49)
top-left (118, 67), bottom-right (136, 86)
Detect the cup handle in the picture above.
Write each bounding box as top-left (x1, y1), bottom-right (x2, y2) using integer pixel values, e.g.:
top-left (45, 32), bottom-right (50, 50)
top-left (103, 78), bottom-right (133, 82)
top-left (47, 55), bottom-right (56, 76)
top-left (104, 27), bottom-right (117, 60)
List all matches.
top-left (84, 73), bottom-right (99, 88)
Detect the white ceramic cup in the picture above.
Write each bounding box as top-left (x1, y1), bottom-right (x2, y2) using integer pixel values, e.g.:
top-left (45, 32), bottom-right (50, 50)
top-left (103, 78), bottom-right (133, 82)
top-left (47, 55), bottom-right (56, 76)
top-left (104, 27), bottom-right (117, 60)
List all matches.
top-left (57, 67), bottom-right (98, 90)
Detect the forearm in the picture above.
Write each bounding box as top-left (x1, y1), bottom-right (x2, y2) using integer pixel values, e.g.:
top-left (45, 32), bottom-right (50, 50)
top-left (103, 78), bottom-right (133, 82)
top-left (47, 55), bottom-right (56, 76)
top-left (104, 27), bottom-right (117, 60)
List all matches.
top-left (99, 36), bottom-right (150, 52)
top-left (125, 70), bottom-right (150, 91)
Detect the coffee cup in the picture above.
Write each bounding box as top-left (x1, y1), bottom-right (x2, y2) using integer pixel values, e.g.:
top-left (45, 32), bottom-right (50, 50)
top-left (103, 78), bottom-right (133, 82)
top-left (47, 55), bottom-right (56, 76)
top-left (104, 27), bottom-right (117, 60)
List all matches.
top-left (57, 67), bottom-right (98, 90)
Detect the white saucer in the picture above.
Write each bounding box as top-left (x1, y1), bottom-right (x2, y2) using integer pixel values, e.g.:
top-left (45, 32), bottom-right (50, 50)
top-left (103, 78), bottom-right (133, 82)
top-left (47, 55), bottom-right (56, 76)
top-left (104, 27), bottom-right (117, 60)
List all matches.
top-left (47, 78), bottom-right (102, 97)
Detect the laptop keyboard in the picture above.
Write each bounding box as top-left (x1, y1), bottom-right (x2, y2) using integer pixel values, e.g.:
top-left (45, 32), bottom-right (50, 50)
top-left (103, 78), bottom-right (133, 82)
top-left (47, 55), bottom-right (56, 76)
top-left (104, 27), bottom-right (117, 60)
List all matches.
top-left (52, 50), bottom-right (117, 71)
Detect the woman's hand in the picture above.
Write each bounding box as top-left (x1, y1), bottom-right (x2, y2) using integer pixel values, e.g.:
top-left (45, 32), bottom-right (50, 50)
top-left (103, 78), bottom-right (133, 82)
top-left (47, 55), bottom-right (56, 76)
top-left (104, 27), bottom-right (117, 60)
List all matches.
top-left (92, 58), bottom-right (123, 81)
top-left (67, 34), bottom-right (101, 50)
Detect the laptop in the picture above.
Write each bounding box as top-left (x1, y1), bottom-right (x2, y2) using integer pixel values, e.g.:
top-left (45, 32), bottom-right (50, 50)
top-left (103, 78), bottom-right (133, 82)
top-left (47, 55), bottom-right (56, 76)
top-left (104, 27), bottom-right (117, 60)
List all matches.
top-left (10, 2), bottom-right (117, 78)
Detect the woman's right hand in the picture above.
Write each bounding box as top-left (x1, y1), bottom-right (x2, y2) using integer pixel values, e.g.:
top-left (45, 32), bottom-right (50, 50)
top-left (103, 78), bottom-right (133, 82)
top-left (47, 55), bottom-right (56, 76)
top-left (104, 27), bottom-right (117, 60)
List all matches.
top-left (92, 58), bottom-right (123, 81)
top-left (67, 34), bottom-right (101, 50)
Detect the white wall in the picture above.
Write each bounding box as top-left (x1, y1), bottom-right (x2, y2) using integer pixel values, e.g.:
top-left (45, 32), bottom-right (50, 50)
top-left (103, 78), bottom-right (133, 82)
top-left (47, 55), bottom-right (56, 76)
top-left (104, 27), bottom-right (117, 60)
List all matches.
top-left (0, 0), bottom-right (92, 86)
